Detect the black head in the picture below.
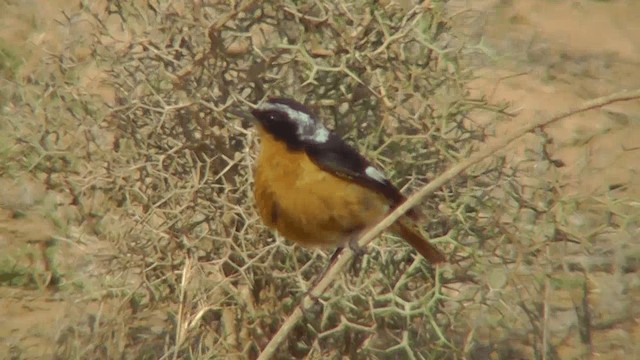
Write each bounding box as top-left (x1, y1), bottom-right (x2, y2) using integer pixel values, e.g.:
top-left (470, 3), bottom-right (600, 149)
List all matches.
top-left (251, 98), bottom-right (330, 149)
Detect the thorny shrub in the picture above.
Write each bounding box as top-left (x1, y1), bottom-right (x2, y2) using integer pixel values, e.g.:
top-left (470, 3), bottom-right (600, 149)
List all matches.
top-left (2, 0), bottom-right (590, 359)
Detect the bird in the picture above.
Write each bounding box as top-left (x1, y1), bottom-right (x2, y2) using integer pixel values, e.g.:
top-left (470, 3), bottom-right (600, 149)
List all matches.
top-left (250, 97), bottom-right (445, 264)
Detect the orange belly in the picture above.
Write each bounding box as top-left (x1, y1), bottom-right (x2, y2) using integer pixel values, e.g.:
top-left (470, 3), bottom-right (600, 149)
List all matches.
top-left (253, 131), bottom-right (390, 247)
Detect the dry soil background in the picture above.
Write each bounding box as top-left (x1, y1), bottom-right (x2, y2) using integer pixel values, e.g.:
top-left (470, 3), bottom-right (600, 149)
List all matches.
top-left (1, 0), bottom-right (639, 359)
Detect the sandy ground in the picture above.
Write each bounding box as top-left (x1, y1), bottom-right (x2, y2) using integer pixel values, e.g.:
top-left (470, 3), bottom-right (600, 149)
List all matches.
top-left (452, 1), bottom-right (640, 358)
top-left (459, 0), bottom-right (640, 196)
top-left (1, 0), bottom-right (639, 358)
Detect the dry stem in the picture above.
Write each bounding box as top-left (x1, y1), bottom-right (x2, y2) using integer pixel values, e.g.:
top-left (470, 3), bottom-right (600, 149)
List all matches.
top-left (256, 88), bottom-right (640, 360)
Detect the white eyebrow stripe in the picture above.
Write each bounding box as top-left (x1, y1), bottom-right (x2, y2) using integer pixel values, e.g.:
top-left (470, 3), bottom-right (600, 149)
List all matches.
top-left (258, 101), bottom-right (330, 143)
top-left (258, 102), bottom-right (315, 127)
top-left (365, 166), bottom-right (387, 184)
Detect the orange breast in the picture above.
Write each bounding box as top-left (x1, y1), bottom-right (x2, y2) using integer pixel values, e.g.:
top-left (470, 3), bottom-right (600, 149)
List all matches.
top-left (253, 130), bottom-right (390, 247)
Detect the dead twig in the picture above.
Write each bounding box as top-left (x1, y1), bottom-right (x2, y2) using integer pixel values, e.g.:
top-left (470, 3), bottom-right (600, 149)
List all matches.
top-left (256, 88), bottom-right (640, 360)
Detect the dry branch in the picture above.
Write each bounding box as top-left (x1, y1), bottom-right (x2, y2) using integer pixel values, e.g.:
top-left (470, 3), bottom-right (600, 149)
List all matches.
top-left (257, 88), bottom-right (640, 360)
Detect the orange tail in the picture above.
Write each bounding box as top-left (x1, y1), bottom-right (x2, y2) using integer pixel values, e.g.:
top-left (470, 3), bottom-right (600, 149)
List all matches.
top-left (392, 219), bottom-right (445, 264)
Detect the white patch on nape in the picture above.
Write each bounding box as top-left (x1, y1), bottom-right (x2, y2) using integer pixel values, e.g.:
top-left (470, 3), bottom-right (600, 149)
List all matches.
top-left (365, 166), bottom-right (387, 183)
top-left (258, 101), bottom-right (330, 144)
top-left (258, 102), bottom-right (315, 128)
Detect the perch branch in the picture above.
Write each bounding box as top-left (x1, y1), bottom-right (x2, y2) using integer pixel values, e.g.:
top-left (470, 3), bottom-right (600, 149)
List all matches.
top-left (256, 88), bottom-right (640, 360)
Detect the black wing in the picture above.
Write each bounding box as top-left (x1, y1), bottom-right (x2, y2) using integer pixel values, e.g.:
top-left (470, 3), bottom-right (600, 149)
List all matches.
top-left (304, 133), bottom-right (405, 206)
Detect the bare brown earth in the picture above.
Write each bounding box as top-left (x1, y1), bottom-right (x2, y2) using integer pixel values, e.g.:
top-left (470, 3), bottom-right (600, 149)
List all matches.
top-left (450, 1), bottom-right (640, 358)
top-left (1, 0), bottom-right (639, 358)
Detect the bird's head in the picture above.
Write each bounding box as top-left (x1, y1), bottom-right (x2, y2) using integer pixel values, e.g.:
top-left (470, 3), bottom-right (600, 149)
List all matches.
top-left (251, 98), bottom-right (330, 149)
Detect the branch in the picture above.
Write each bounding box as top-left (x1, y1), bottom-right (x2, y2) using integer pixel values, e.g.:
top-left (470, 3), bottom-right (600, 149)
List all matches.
top-left (256, 88), bottom-right (640, 360)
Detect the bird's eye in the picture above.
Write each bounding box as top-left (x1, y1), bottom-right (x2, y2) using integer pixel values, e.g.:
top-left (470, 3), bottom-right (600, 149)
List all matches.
top-left (269, 114), bottom-right (277, 121)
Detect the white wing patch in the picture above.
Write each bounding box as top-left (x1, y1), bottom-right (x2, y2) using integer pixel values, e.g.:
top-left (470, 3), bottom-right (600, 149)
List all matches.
top-left (258, 101), bottom-right (330, 143)
top-left (365, 166), bottom-right (387, 184)
top-left (309, 127), bottom-right (329, 143)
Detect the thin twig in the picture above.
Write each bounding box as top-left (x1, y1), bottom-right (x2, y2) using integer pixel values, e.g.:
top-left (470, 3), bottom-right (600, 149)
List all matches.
top-left (169, 256), bottom-right (192, 360)
top-left (542, 247), bottom-right (551, 360)
top-left (256, 88), bottom-right (640, 360)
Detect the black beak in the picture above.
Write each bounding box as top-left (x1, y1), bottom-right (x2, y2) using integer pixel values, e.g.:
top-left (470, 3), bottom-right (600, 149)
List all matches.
top-left (228, 108), bottom-right (258, 127)
top-left (249, 108), bottom-right (263, 126)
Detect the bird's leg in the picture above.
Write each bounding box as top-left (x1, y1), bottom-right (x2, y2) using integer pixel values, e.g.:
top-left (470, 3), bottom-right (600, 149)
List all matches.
top-left (328, 246), bottom-right (344, 266)
top-left (300, 246), bottom-right (343, 309)
top-left (347, 237), bottom-right (366, 276)
top-left (347, 237), bottom-right (366, 257)
top-left (303, 234), bottom-right (367, 303)
top-left (306, 247), bottom-right (343, 295)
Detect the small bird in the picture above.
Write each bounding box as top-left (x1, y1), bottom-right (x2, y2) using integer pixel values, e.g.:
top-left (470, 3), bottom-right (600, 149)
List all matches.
top-left (250, 97), bottom-right (445, 264)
